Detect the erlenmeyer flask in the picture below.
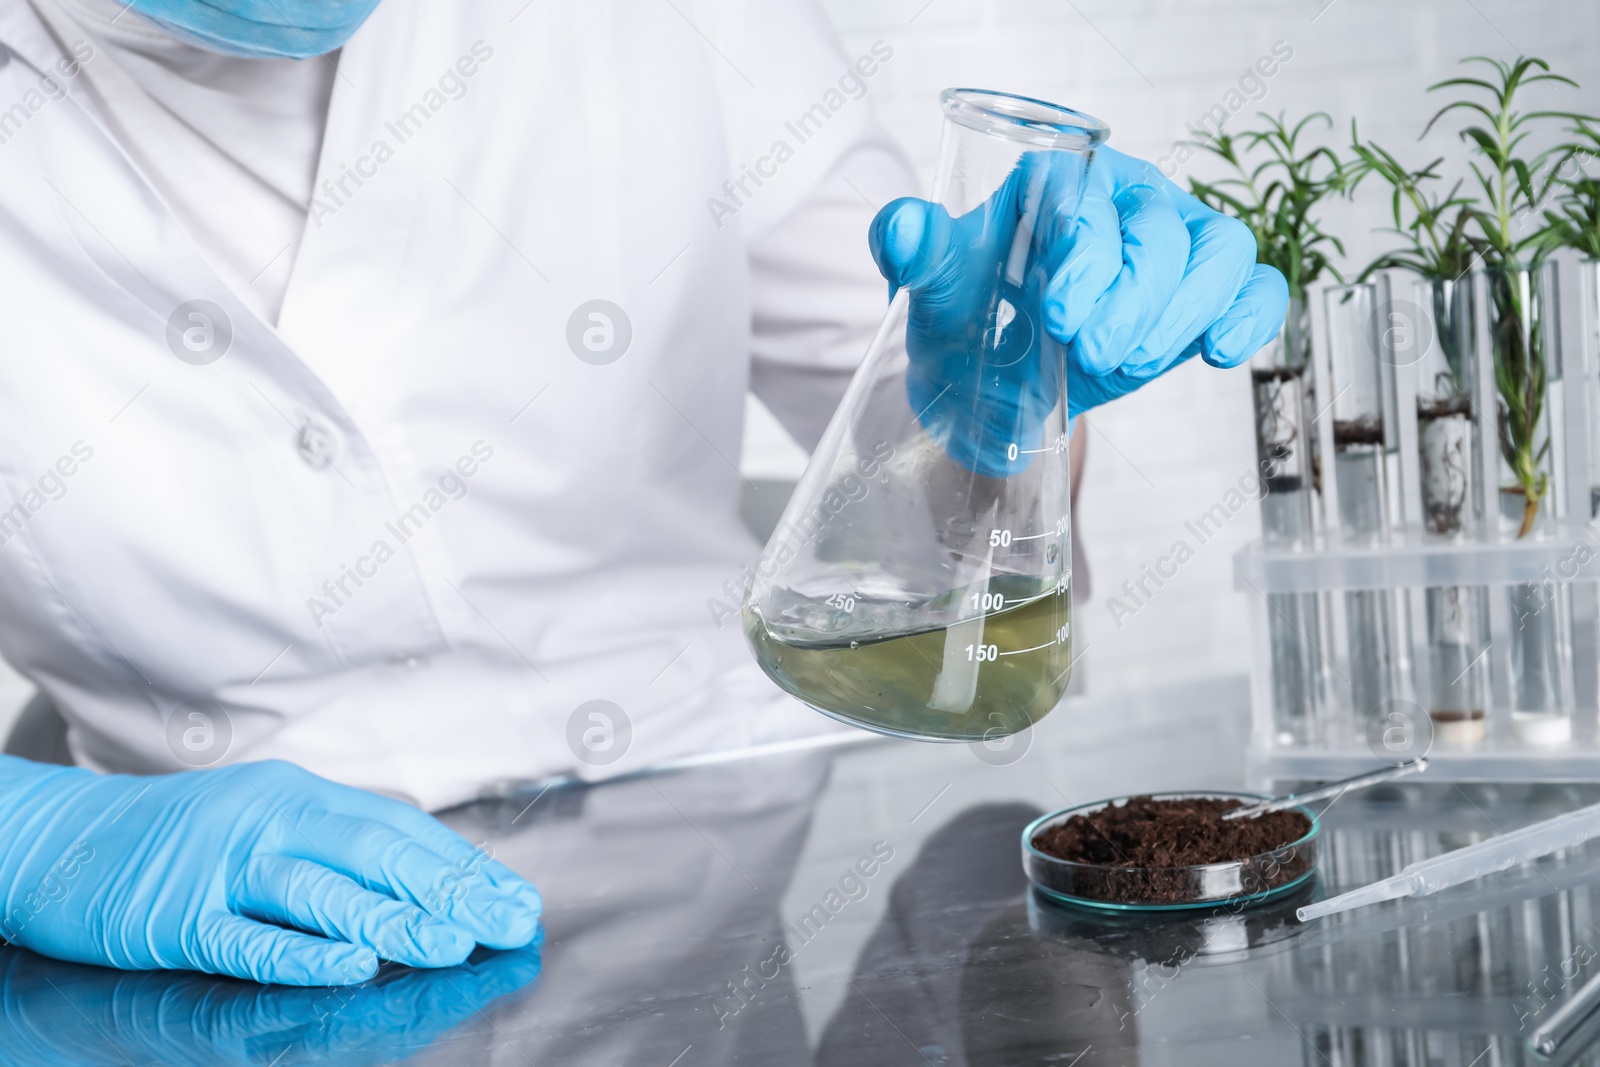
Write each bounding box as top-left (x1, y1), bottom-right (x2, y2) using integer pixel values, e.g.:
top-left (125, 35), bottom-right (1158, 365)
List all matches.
top-left (742, 89), bottom-right (1108, 742)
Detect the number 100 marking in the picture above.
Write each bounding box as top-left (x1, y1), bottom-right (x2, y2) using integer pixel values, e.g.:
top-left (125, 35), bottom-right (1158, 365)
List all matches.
top-left (970, 591), bottom-right (1005, 612)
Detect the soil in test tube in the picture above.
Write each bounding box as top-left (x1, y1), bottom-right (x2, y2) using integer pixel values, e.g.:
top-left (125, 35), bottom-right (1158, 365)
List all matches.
top-left (1031, 795), bottom-right (1313, 904)
top-left (746, 583), bottom-right (1070, 742)
top-left (1332, 415), bottom-right (1385, 449)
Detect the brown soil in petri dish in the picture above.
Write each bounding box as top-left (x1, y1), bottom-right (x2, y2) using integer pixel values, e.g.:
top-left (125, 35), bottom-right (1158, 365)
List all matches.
top-left (1031, 795), bottom-right (1313, 905)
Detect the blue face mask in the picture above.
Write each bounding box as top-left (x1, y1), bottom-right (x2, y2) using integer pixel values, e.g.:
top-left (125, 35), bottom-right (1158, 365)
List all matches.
top-left (130, 0), bottom-right (384, 59)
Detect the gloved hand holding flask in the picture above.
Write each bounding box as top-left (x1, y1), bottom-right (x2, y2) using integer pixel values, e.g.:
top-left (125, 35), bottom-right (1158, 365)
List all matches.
top-left (869, 145), bottom-right (1289, 476)
top-left (745, 91), bottom-right (1288, 744)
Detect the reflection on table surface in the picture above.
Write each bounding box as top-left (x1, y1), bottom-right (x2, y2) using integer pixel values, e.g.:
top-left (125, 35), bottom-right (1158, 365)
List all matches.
top-left (6, 677), bottom-right (1600, 1065)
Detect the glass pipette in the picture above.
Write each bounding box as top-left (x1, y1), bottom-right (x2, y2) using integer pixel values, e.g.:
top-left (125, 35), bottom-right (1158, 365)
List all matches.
top-left (1222, 759), bottom-right (1428, 821)
top-left (1297, 799), bottom-right (1600, 922)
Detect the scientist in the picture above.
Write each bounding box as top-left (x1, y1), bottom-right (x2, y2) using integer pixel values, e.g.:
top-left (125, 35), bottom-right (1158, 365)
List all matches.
top-left (0, 0), bottom-right (1287, 986)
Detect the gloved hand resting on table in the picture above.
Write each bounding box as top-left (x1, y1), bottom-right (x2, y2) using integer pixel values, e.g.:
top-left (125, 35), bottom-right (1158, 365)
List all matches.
top-left (869, 145), bottom-right (1289, 476)
top-left (0, 756), bottom-right (542, 986)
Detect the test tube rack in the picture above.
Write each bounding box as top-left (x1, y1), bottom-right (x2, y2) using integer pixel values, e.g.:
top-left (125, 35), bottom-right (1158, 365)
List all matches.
top-left (1242, 253), bottom-right (1600, 786)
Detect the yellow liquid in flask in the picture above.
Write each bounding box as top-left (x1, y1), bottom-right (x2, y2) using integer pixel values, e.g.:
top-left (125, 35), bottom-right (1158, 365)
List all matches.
top-left (745, 584), bottom-right (1071, 741)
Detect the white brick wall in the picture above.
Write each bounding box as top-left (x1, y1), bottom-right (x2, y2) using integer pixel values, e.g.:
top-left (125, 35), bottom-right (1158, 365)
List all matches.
top-left (742, 0), bottom-right (1600, 694)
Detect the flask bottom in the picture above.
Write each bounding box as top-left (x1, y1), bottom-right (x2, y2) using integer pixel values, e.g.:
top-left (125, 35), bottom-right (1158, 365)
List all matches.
top-left (745, 589), bottom-right (1071, 742)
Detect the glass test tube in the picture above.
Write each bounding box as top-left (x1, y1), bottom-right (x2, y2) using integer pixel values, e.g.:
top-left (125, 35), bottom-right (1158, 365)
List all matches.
top-left (1415, 277), bottom-right (1491, 746)
top-left (1585, 259), bottom-right (1600, 519)
top-left (1487, 262), bottom-right (1574, 745)
top-left (1325, 283), bottom-right (1407, 735)
top-left (1252, 295), bottom-right (1330, 745)
top-left (1582, 259), bottom-right (1600, 743)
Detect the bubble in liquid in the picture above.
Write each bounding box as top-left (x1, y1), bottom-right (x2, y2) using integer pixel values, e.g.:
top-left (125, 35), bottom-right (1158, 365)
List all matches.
top-left (1045, 543), bottom-right (1059, 564)
top-left (850, 641), bottom-right (860, 650)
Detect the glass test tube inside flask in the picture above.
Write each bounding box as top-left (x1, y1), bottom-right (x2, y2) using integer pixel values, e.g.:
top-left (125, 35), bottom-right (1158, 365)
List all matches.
top-left (741, 89), bottom-right (1108, 742)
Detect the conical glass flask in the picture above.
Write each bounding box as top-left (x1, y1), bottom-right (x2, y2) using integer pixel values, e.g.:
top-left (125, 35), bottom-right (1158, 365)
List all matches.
top-left (742, 89), bottom-right (1108, 742)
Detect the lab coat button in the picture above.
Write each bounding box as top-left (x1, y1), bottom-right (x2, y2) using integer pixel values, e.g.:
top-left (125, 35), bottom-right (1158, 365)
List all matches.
top-left (296, 419), bottom-right (339, 470)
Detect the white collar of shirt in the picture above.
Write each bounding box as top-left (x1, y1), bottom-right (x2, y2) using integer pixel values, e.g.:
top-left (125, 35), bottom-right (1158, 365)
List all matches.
top-left (27, 0), bottom-right (336, 323)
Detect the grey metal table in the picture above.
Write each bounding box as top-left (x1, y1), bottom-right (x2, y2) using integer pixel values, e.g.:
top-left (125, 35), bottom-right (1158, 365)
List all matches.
top-left (3, 674), bottom-right (1600, 1065)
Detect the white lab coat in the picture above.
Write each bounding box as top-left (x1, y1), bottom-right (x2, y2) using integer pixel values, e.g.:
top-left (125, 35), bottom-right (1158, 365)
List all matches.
top-left (0, 0), bottom-right (912, 809)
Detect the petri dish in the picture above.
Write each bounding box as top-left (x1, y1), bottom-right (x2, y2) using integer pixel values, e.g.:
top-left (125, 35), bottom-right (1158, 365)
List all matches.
top-left (1021, 791), bottom-right (1321, 912)
top-left (1026, 878), bottom-right (1315, 964)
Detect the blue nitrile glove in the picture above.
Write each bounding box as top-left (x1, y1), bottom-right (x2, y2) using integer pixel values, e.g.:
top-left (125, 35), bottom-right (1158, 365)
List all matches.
top-left (0, 942), bottom-right (544, 1066)
top-left (0, 756), bottom-right (542, 986)
top-left (870, 145), bottom-right (1289, 475)
top-left (129, 0), bottom-right (382, 59)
